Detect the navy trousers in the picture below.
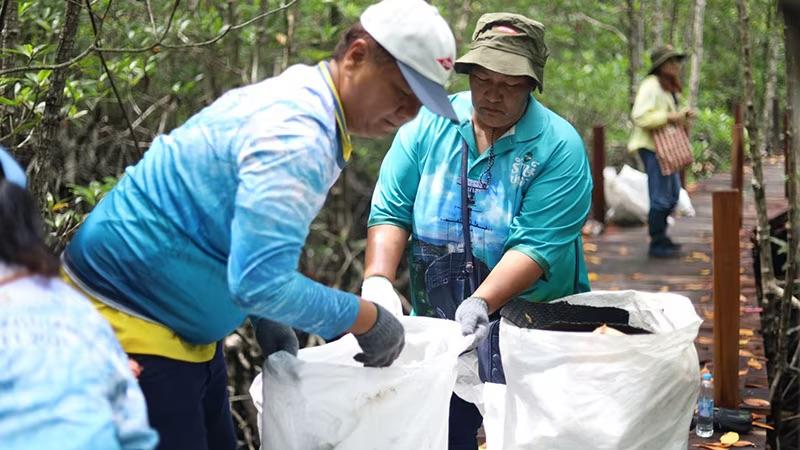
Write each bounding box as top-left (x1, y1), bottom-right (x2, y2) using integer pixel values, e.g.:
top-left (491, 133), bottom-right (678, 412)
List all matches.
top-left (131, 343), bottom-right (237, 450)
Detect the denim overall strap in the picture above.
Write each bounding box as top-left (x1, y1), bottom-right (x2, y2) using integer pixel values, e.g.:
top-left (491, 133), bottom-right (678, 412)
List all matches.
top-left (460, 139), bottom-right (478, 295)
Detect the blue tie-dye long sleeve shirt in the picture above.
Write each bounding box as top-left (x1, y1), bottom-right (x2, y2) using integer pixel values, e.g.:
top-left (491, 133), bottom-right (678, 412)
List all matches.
top-left (0, 267), bottom-right (158, 450)
top-left (64, 64), bottom-right (360, 343)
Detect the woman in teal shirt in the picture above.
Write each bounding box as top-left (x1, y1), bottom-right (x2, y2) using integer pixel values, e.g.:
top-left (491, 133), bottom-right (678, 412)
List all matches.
top-left (361, 13), bottom-right (592, 450)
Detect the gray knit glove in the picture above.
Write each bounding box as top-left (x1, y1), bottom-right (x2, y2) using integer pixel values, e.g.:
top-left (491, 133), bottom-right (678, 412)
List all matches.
top-left (251, 317), bottom-right (299, 358)
top-left (354, 303), bottom-right (405, 367)
top-left (455, 297), bottom-right (490, 351)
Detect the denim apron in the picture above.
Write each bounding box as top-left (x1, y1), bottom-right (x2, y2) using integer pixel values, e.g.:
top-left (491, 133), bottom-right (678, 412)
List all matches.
top-left (414, 141), bottom-right (585, 384)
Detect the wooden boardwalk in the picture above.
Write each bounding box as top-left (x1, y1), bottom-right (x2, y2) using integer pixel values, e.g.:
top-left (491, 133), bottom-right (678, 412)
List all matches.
top-left (584, 157), bottom-right (788, 449)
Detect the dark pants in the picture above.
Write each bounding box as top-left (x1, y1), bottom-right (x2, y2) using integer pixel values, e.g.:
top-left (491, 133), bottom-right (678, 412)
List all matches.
top-left (131, 343), bottom-right (236, 450)
top-left (449, 394), bottom-right (483, 450)
top-left (450, 320), bottom-right (505, 449)
top-left (639, 149), bottom-right (681, 251)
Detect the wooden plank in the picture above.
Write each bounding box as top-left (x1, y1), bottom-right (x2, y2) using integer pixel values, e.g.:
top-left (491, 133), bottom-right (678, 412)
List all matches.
top-left (591, 125), bottom-right (606, 225)
top-left (712, 189), bottom-right (741, 408)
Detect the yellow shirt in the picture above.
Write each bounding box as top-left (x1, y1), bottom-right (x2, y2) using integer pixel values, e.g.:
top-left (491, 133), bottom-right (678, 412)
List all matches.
top-left (627, 75), bottom-right (680, 153)
top-left (61, 269), bottom-right (216, 363)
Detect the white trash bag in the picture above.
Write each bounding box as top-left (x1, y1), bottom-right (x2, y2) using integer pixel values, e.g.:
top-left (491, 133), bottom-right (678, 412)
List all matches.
top-left (488, 290), bottom-right (701, 450)
top-left (604, 165), bottom-right (695, 225)
top-left (250, 316), bottom-right (471, 450)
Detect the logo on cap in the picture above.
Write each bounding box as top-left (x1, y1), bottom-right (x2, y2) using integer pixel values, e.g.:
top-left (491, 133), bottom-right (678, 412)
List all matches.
top-left (436, 57), bottom-right (454, 70)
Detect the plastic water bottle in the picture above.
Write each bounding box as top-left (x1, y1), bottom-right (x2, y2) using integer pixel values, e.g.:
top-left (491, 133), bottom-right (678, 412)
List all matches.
top-left (696, 373), bottom-right (714, 438)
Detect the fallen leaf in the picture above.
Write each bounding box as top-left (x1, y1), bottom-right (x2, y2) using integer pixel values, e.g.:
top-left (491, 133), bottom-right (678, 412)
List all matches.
top-left (700, 268), bottom-right (711, 276)
top-left (631, 272), bottom-right (644, 280)
top-left (700, 295), bottom-right (711, 303)
top-left (588, 272), bottom-right (599, 282)
top-left (587, 255), bottom-right (602, 265)
top-left (697, 336), bottom-right (714, 345)
top-left (732, 441), bottom-right (756, 447)
top-left (738, 367), bottom-right (749, 376)
top-left (740, 328), bottom-right (754, 337)
top-left (720, 431), bottom-right (739, 445)
top-left (703, 310), bottom-right (714, 320)
top-left (659, 285), bottom-right (670, 292)
top-left (685, 283), bottom-right (706, 290)
top-left (739, 338), bottom-right (750, 346)
top-left (739, 294), bottom-right (747, 302)
top-left (693, 445), bottom-right (728, 450)
top-left (746, 383), bottom-right (767, 389)
top-left (751, 413), bottom-right (766, 420)
top-left (583, 242), bottom-right (598, 252)
top-left (691, 251), bottom-right (711, 262)
top-left (739, 349), bottom-right (755, 358)
top-left (747, 358), bottom-right (763, 370)
top-left (752, 421), bottom-right (774, 430)
top-left (743, 398), bottom-right (771, 408)
top-left (619, 246), bottom-right (630, 256)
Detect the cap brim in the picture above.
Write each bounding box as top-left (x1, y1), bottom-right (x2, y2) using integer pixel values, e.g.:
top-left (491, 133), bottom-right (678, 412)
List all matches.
top-left (0, 148), bottom-right (27, 189)
top-left (397, 61), bottom-right (457, 122)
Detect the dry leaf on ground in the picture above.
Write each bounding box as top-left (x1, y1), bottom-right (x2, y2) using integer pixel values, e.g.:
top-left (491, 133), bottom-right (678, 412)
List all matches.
top-left (697, 336), bottom-right (714, 345)
top-left (703, 310), bottom-right (714, 320)
top-left (747, 358), bottom-right (763, 370)
top-left (739, 349), bottom-right (755, 358)
top-left (752, 421), bottom-right (774, 430)
top-left (738, 367), bottom-right (749, 376)
top-left (720, 432), bottom-right (739, 445)
top-left (732, 441), bottom-right (756, 447)
top-left (740, 328), bottom-right (754, 337)
top-left (588, 272), bottom-right (599, 282)
top-left (743, 398), bottom-right (771, 408)
top-left (583, 242), bottom-right (598, 252)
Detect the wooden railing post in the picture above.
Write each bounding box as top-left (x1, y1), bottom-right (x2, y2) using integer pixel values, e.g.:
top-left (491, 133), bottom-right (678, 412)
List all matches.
top-left (712, 189), bottom-right (742, 409)
top-left (591, 125), bottom-right (606, 226)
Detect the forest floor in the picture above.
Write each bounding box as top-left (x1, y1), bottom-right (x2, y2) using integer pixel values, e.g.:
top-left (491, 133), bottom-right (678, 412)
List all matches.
top-left (584, 156), bottom-right (788, 449)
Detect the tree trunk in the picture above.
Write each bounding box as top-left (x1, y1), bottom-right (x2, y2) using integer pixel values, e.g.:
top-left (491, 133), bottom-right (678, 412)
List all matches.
top-left (627, 0), bottom-right (642, 110)
top-left (653, 0), bottom-right (664, 47)
top-left (1, 0), bottom-right (17, 105)
top-left (760, 5), bottom-right (781, 155)
top-left (777, 1), bottom-right (799, 446)
top-left (668, 0), bottom-right (679, 45)
top-left (737, 0), bottom-right (775, 295)
top-left (31, 0), bottom-right (82, 198)
top-left (687, 0), bottom-right (706, 110)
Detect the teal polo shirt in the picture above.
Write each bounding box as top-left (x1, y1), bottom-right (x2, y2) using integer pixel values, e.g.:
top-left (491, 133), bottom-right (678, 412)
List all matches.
top-left (369, 91), bottom-right (592, 315)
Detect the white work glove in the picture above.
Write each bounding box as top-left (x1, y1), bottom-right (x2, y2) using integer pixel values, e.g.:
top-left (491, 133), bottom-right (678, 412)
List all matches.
top-left (360, 275), bottom-right (404, 317)
top-left (455, 297), bottom-right (490, 351)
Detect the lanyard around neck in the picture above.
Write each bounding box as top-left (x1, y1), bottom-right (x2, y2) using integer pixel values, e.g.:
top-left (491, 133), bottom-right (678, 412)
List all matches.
top-left (318, 62), bottom-right (352, 162)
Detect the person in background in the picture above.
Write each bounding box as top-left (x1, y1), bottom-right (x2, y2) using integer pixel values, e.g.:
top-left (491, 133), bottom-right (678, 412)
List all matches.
top-left (360, 13), bottom-right (592, 449)
top-left (60, 0), bottom-right (458, 448)
top-left (0, 147), bottom-right (158, 450)
top-left (628, 44), bottom-right (695, 258)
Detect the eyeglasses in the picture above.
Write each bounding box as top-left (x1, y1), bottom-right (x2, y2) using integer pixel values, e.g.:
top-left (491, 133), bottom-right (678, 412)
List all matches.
top-left (0, 147), bottom-right (27, 189)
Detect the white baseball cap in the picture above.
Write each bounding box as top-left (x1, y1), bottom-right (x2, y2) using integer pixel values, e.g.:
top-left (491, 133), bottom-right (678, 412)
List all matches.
top-left (361, 0), bottom-right (457, 121)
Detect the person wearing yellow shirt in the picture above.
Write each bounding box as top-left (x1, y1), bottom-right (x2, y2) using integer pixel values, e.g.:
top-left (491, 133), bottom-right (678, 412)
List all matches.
top-left (628, 45), bottom-right (695, 258)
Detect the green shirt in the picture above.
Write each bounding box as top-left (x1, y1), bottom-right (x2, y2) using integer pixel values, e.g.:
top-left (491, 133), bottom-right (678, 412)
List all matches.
top-left (628, 75), bottom-right (681, 153)
top-left (369, 92), bottom-right (592, 315)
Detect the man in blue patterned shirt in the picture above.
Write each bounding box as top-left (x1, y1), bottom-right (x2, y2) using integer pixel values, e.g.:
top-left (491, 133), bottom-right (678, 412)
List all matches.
top-left (62, 1), bottom-right (458, 448)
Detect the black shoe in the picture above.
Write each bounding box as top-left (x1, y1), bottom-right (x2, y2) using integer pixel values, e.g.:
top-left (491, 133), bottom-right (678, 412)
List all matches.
top-left (649, 244), bottom-right (681, 258)
top-left (664, 237), bottom-right (682, 251)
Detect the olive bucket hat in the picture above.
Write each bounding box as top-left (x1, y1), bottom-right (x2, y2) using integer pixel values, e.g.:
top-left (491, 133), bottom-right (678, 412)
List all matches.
top-left (647, 44), bottom-right (687, 74)
top-left (454, 12), bottom-right (549, 92)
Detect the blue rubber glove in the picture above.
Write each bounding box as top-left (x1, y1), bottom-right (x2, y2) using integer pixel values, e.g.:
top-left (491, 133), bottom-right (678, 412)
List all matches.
top-left (354, 303), bottom-right (405, 367)
top-left (455, 297), bottom-right (490, 350)
top-left (251, 317), bottom-right (299, 358)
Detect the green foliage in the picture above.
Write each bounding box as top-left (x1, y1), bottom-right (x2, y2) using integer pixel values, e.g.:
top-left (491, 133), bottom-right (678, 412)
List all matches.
top-left (689, 107), bottom-right (734, 178)
top-left (43, 177), bottom-right (118, 251)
